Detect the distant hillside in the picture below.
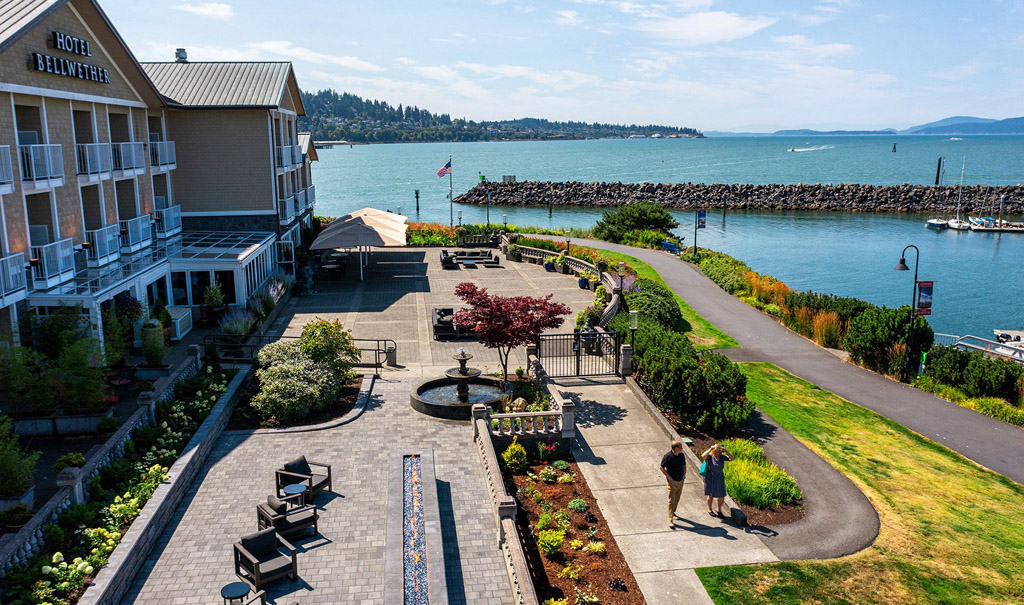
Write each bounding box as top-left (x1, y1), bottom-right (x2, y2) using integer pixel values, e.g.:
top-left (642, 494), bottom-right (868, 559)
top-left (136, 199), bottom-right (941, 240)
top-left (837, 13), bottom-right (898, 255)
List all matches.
top-left (297, 89), bottom-right (703, 143)
top-left (772, 129), bottom-right (897, 136)
top-left (902, 116), bottom-right (996, 133)
top-left (915, 116), bottom-right (1024, 135)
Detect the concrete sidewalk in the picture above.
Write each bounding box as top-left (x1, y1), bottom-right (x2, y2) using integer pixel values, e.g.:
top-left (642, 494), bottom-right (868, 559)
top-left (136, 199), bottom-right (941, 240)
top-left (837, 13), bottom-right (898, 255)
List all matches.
top-left (559, 377), bottom-right (777, 605)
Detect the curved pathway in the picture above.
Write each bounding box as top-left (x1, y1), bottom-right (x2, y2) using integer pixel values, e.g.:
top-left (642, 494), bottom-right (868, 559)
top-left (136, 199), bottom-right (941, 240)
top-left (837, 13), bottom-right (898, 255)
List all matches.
top-left (551, 237), bottom-right (1024, 485)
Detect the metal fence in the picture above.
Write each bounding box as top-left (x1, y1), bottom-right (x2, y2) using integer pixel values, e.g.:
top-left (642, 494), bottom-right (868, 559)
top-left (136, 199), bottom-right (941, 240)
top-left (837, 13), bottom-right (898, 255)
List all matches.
top-left (537, 331), bottom-right (620, 377)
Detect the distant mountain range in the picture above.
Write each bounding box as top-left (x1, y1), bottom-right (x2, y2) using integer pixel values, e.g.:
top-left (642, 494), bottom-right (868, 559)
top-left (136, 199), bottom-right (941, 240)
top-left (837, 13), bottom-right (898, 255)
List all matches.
top-left (706, 116), bottom-right (1024, 137)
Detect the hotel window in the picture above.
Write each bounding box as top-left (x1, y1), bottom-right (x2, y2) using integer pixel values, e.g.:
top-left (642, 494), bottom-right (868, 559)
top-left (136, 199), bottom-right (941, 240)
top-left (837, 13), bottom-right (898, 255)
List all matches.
top-left (190, 270), bottom-right (211, 305)
top-left (171, 271), bottom-right (188, 305)
top-left (215, 271), bottom-right (236, 305)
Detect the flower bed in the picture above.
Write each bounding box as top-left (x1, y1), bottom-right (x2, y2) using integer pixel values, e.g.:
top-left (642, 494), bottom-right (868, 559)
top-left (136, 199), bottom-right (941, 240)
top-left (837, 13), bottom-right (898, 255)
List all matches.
top-left (0, 366), bottom-right (234, 605)
top-left (504, 453), bottom-right (644, 604)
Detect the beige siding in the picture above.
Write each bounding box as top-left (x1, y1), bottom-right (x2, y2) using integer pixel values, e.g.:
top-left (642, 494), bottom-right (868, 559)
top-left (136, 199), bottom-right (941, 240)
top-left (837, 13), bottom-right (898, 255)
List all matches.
top-left (45, 96), bottom-right (83, 242)
top-left (0, 92), bottom-right (29, 254)
top-left (165, 108), bottom-right (274, 213)
top-left (0, 4), bottom-right (142, 103)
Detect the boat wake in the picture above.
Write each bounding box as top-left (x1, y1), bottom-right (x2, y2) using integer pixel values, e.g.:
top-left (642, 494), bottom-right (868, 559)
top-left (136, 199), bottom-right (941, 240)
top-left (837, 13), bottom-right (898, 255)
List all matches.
top-left (950, 137), bottom-right (963, 141)
top-left (788, 145), bottom-right (834, 152)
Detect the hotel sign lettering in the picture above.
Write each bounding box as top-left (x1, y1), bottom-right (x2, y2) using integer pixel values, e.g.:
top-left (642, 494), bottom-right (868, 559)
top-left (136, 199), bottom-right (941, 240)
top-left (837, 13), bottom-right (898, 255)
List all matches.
top-left (31, 31), bottom-right (110, 84)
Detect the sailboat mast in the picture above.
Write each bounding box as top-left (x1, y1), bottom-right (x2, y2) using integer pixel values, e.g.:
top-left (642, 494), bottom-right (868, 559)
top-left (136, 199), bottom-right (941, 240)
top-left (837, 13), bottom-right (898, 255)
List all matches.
top-left (956, 156), bottom-right (965, 220)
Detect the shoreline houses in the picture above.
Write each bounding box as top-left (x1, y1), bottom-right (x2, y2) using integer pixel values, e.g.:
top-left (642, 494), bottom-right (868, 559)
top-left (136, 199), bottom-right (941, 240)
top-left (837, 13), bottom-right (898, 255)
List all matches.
top-left (0, 0), bottom-right (317, 350)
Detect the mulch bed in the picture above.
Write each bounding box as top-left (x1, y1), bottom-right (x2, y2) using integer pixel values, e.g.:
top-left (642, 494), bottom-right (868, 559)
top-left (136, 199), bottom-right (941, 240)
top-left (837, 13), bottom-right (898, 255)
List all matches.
top-left (226, 376), bottom-right (363, 430)
top-left (678, 426), bottom-right (805, 527)
top-left (510, 460), bottom-right (645, 604)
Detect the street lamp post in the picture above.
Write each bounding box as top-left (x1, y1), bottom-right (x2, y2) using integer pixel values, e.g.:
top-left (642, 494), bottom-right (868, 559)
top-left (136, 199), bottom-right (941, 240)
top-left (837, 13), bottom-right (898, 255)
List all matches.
top-left (894, 244), bottom-right (920, 376)
top-left (617, 261), bottom-right (625, 289)
top-left (457, 209), bottom-right (462, 228)
top-left (629, 309), bottom-right (638, 348)
top-left (502, 213), bottom-right (508, 233)
top-left (565, 235), bottom-right (571, 259)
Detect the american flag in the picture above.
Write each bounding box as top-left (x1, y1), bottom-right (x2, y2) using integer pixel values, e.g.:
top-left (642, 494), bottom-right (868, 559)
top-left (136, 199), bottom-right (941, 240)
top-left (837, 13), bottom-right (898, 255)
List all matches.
top-left (437, 160), bottom-right (451, 178)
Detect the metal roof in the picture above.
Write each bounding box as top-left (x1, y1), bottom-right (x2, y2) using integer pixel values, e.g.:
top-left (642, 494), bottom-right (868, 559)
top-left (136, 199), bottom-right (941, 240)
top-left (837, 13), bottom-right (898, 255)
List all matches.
top-left (298, 132), bottom-right (318, 161)
top-left (140, 61), bottom-right (293, 108)
top-left (0, 0), bottom-right (60, 50)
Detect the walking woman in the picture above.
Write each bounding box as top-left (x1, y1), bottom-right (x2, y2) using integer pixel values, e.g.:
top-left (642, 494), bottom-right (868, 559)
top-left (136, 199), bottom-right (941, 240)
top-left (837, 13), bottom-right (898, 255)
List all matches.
top-left (701, 444), bottom-right (732, 516)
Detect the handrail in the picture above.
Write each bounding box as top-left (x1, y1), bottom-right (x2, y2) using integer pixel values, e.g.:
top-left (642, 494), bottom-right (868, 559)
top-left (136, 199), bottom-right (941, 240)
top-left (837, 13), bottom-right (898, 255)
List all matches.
top-left (85, 224), bottom-right (120, 263)
top-left (278, 195), bottom-right (295, 222)
top-left (119, 214), bottom-right (153, 249)
top-left (155, 205), bottom-right (182, 235)
top-left (150, 141), bottom-right (176, 167)
top-left (31, 237), bottom-right (74, 281)
top-left (20, 144), bottom-right (63, 181)
top-left (951, 335), bottom-right (1024, 366)
top-left (202, 333), bottom-right (397, 376)
top-left (0, 145), bottom-right (14, 185)
top-left (0, 252), bottom-right (27, 298)
top-left (75, 142), bottom-right (112, 175)
top-left (112, 142), bottom-right (145, 171)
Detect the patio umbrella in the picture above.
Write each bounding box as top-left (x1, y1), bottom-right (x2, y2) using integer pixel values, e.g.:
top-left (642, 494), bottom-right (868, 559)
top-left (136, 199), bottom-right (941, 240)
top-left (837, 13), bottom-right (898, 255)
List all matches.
top-left (320, 215), bottom-right (407, 241)
top-left (309, 222), bottom-right (405, 280)
top-left (345, 206), bottom-right (407, 225)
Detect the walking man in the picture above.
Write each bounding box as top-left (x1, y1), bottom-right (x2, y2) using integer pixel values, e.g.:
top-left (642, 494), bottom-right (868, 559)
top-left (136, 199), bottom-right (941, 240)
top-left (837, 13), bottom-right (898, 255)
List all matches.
top-left (660, 440), bottom-right (686, 527)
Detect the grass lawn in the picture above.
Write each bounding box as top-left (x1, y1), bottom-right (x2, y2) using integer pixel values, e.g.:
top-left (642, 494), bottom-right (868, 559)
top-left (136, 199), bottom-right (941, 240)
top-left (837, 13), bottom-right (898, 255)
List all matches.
top-left (697, 362), bottom-right (1024, 604)
top-left (593, 249), bottom-right (739, 350)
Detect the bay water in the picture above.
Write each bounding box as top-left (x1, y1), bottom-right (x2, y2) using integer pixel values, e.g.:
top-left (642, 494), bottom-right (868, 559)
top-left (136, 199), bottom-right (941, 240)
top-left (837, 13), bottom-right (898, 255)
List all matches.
top-left (311, 136), bottom-right (1024, 337)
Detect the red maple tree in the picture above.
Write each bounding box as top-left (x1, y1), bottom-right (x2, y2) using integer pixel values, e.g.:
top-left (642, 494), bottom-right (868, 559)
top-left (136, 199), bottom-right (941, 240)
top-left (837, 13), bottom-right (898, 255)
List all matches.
top-left (453, 283), bottom-right (571, 383)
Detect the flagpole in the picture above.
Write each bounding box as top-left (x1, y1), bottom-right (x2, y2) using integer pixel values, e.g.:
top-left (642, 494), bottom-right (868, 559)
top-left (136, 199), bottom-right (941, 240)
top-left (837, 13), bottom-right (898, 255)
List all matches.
top-left (448, 154), bottom-right (454, 228)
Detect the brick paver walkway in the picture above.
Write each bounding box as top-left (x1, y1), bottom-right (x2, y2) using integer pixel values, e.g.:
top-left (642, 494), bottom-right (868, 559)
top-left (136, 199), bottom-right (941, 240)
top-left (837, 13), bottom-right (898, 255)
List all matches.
top-left (125, 249), bottom-right (595, 604)
top-left (123, 377), bottom-right (513, 604)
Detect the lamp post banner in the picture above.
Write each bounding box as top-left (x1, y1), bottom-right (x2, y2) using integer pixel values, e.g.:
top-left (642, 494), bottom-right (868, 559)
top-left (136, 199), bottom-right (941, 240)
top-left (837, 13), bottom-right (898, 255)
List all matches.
top-left (916, 281), bottom-right (933, 316)
top-left (697, 209), bottom-right (706, 229)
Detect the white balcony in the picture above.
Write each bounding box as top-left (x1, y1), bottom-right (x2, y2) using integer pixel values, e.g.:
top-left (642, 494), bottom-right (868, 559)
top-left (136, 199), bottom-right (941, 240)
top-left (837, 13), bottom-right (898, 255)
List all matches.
top-left (150, 141), bottom-right (176, 172)
top-left (306, 184), bottom-right (315, 209)
top-left (20, 144), bottom-right (64, 190)
top-left (278, 195), bottom-right (295, 225)
top-left (0, 252), bottom-right (28, 307)
top-left (295, 188), bottom-right (307, 213)
top-left (155, 204), bottom-right (182, 239)
top-left (119, 214), bottom-right (153, 254)
top-left (291, 145), bottom-right (302, 166)
top-left (112, 142), bottom-right (146, 177)
top-left (276, 145), bottom-right (302, 170)
top-left (0, 146), bottom-right (14, 195)
top-left (30, 237), bottom-right (74, 289)
top-left (76, 143), bottom-right (112, 182)
top-left (84, 224), bottom-right (120, 268)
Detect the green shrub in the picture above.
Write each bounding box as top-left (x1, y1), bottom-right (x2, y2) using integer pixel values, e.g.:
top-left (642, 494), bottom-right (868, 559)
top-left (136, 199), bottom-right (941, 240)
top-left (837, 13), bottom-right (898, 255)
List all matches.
top-left (0, 346), bottom-right (55, 416)
top-left (720, 438), bottom-right (768, 465)
top-left (141, 325), bottom-right (167, 367)
top-left (299, 318), bottom-right (361, 375)
top-left (622, 228), bottom-right (669, 249)
top-left (150, 298), bottom-right (173, 328)
top-left (536, 529), bottom-right (565, 556)
top-left (501, 437), bottom-right (528, 474)
top-left (567, 498), bottom-right (588, 513)
top-left (101, 310), bottom-right (130, 368)
top-left (594, 285), bottom-right (608, 304)
top-left (724, 458), bottom-right (803, 509)
top-left (256, 340), bottom-right (304, 369)
top-left (593, 201), bottom-right (678, 244)
top-left (0, 503), bottom-right (32, 525)
top-left (812, 311), bottom-right (843, 349)
top-left (575, 305), bottom-right (603, 328)
top-left (537, 512), bottom-right (555, 531)
top-left (0, 416), bottom-right (40, 497)
top-left (784, 290), bottom-right (873, 324)
top-left (624, 278), bottom-right (682, 330)
top-left (962, 355), bottom-right (1023, 402)
top-left (219, 309), bottom-right (258, 337)
top-left (539, 466), bottom-right (557, 483)
top-left (30, 304), bottom-right (89, 361)
top-left (553, 460), bottom-right (570, 471)
top-left (51, 339), bottom-right (108, 414)
top-left (202, 281), bottom-right (225, 307)
top-left (764, 304), bottom-right (781, 317)
top-left (970, 397), bottom-right (1024, 427)
top-left (681, 249), bottom-right (752, 295)
top-left (844, 306), bottom-right (933, 380)
top-left (250, 357), bottom-right (341, 424)
top-left (558, 562), bottom-right (582, 580)
top-left (53, 452), bottom-right (86, 473)
top-left (582, 541), bottom-right (606, 555)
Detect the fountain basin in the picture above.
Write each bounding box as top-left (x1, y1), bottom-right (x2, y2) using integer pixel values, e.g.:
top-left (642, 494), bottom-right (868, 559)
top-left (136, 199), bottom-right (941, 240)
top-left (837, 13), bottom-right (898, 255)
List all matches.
top-left (411, 376), bottom-right (512, 420)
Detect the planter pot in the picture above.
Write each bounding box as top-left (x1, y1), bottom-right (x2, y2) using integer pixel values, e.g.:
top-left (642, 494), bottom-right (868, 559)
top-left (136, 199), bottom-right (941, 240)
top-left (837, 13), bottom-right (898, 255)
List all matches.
top-left (588, 281), bottom-right (598, 292)
top-left (560, 264), bottom-right (571, 274)
top-left (544, 262), bottom-right (555, 272)
top-left (136, 365), bottom-right (173, 381)
top-left (578, 278), bottom-right (589, 289)
top-left (0, 485), bottom-right (34, 513)
top-left (506, 252), bottom-right (522, 262)
top-left (206, 305), bottom-right (227, 327)
top-left (55, 407), bottom-right (115, 435)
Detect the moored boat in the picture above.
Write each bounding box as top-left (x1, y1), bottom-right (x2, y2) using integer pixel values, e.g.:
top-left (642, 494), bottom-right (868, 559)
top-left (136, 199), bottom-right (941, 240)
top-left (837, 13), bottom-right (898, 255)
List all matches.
top-left (926, 218), bottom-right (948, 229)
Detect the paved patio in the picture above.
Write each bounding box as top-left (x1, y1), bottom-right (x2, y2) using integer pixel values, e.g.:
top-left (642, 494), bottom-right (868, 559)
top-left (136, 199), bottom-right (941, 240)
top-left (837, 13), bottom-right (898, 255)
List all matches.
top-left (125, 248), bottom-right (595, 604)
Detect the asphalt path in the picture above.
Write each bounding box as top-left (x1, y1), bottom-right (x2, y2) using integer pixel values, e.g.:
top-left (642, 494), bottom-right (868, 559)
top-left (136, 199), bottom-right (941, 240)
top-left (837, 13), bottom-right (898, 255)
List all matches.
top-left (552, 237), bottom-right (1024, 486)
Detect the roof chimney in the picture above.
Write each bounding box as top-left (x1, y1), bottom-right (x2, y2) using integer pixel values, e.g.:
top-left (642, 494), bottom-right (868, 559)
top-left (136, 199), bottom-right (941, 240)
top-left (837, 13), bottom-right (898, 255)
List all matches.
top-left (175, 48), bottom-right (187, 63)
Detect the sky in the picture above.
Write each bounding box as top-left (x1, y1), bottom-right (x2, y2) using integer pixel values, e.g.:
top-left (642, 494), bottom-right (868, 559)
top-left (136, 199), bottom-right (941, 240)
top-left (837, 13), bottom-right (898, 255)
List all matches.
top-left (101, 1), bottom-right (1024, 132)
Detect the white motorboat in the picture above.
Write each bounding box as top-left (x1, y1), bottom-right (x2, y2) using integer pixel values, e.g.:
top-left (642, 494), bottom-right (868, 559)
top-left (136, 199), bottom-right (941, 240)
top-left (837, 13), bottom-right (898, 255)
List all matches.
top-left (926, 218), bottom-right (948, 229)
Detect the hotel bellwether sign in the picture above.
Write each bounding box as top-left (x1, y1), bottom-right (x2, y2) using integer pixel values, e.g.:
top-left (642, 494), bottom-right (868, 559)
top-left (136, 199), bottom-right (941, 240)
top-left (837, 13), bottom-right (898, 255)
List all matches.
top-left (31, 31), bottom-right (111, 84)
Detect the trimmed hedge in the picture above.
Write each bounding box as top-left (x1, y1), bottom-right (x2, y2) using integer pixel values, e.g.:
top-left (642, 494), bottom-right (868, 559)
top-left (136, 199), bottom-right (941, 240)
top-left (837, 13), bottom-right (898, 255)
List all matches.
top-left (843, 306), bottom-right (933, 380)
top-left (623, 278), bottom-right (682, 330)
top-left (924, 345), bottom-right (1023, 403)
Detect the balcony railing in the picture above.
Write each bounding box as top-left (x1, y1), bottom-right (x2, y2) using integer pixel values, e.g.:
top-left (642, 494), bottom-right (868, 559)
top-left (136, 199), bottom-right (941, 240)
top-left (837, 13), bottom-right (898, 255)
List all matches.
top-left (150, 141), bottom-right (176, 169)
top-left (76, 142), bottom-right (112, 177)
top-left (30, 237), bottom-right (74, 287)
top-left (85, 224), bottom-right (120, 267)
top-left (119, 214), bottom-right (153, 253)
top-left (295, 188), bottom-right (307, 212)
top-left (20, 144), bottom-right (64, 186)
top-left (112, 142), bottom-right (145, 173)
top-left (0, 145), bottom-right (14, 192)
top-left (155, 204), bottom-right (182, 238)
top-left (275, 146), bottom-right (290, 168)
top-left (278, 195), bottom-right (295, 224)
top-left (0, 252), bottom-right (27, 304)
top-left (291, 145), bottom-right (302, 165)
top-left (306, 184), bottom-right (315, 208)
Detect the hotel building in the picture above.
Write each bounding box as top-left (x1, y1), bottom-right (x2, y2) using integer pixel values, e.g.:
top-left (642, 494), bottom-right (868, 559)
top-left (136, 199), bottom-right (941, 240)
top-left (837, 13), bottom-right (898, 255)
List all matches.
top-left (0, 0), bottom-right (316, 348)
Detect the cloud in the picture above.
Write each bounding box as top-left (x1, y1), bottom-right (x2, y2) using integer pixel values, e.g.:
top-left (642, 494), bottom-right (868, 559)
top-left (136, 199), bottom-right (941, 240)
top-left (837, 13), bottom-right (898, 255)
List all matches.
top-left (772, 34), bottom-right (854, 57)
top-left (454, 61), bottom-right (600, 91)
top-left (555, 10), bottom-right (583, 25)
top-left (249, 41), bottom-right (383, 72)
top-left (173, 2), bottom-right (233, 20)
top-left (636, 11), bottom-right (777, 46)
top-left (929, 60), bottom-right (982, 82)
top-left (794, 0), bottom-right (857, 26)
top-left (414, 65), bottom-right (492, 101)
top-left (395, 57), bottom-right (417, 65)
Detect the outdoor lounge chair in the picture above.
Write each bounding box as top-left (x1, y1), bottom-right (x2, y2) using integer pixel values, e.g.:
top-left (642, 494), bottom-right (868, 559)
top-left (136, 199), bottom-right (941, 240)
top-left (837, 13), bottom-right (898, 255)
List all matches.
top-left (257, 494), bottom-right (319, 538)
top-left (233, 528), bottom-right (298, 592)
top-left (440, 251), bottom-right (458, 269)
top-left (432, 307), bottom-right (461, 340)
top-left (275, 456), bottom-right (333, 501)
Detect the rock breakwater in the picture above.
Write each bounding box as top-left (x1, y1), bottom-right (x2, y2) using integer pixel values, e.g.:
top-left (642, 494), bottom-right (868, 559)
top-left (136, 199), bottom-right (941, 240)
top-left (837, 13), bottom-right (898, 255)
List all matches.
top-left (455, 181), bottom-right (1024, 215)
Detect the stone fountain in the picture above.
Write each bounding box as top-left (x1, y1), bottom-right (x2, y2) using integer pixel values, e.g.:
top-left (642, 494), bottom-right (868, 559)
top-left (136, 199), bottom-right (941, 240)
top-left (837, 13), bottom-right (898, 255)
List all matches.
top-left (410, 348), bottom-right (512, 420)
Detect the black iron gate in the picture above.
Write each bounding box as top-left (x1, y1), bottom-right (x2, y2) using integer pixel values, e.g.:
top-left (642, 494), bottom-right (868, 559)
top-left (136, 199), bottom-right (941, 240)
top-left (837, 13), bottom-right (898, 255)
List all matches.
top-left (537, 331), bottom-right (621, 377)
